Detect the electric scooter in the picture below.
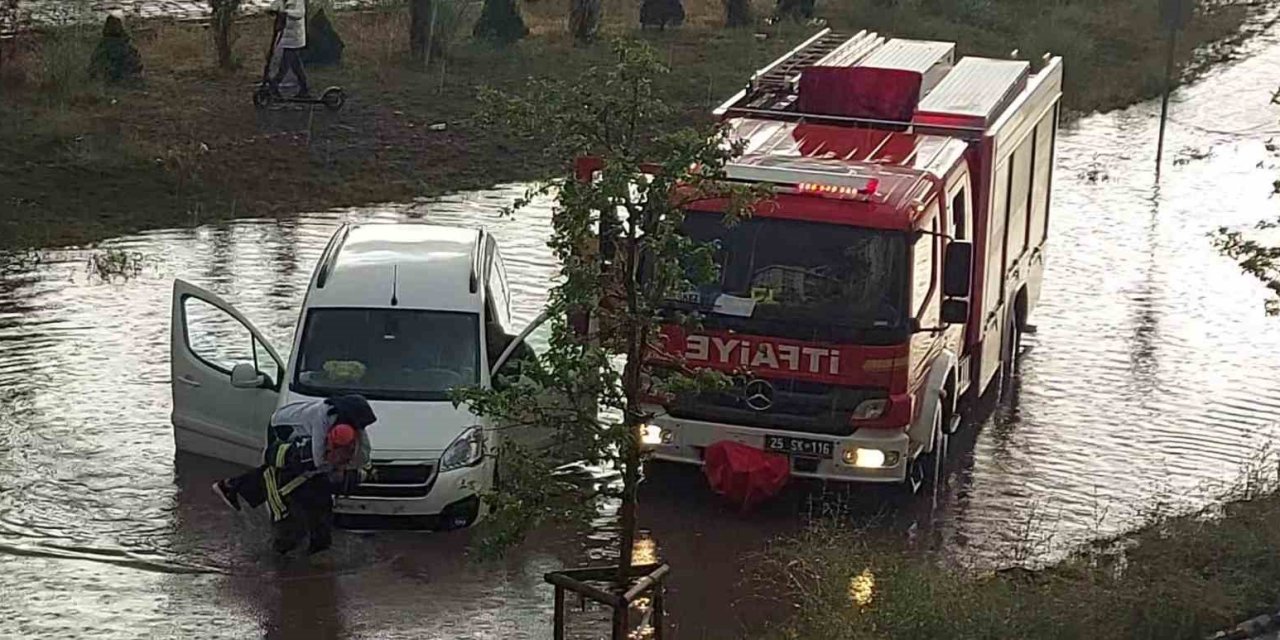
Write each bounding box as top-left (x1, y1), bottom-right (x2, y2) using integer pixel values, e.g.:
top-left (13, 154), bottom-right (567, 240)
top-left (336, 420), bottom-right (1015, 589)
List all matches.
top-left (252, 12), bottom-right (345, 111)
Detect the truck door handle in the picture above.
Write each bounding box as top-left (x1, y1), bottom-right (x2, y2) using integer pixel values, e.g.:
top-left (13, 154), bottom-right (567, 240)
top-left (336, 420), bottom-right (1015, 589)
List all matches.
top-left (177, 375), bottom-right (202, 388)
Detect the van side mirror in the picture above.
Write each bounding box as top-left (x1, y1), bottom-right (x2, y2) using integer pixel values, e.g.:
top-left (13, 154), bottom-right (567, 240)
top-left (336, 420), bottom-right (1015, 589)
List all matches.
top-left (944, 241), bottom-right (973, 298)
top-left (941, 299), bottom-right (970, 325)
top-left (231, 362), bottom-right (266, 389)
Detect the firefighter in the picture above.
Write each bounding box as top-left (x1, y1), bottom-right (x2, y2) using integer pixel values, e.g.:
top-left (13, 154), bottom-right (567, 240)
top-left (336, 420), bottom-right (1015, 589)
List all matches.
top-left (261, 422), bottom-right (359, 554)
top-left (212, 395), bottom-right (376, 554)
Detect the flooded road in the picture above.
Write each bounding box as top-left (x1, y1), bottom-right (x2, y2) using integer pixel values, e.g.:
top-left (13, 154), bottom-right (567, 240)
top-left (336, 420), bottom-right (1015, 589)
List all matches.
top-left (5, 17), bottom-right (1280, 640)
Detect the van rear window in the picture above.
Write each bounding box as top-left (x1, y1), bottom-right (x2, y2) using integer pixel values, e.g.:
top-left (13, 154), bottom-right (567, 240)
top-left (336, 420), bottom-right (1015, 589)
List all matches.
top-left (292, 308), bottom-right (480, 401)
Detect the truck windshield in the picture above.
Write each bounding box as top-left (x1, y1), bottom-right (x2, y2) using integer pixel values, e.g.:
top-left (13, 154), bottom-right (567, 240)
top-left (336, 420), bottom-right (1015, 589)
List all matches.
top-left (675, 211), bottom-right (908, 336)
top-left (292, 308), bottom-right (480, 401)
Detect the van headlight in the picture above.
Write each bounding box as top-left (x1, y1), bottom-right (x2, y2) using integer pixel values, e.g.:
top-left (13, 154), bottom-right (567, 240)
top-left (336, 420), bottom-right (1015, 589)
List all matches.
top-left (440, 426), bottom-right (485, 471)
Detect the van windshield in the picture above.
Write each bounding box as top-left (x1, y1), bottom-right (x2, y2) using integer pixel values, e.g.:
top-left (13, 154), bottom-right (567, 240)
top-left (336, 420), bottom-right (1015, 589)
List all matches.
top-left (292, 308), bottom-right (481, 401)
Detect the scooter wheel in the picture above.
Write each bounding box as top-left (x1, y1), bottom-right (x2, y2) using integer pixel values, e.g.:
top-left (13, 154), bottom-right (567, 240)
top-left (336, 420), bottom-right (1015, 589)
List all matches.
top-left (253, 86), bottom-right (272, 109)
top-left (321, 87), bottom-right (345, 111)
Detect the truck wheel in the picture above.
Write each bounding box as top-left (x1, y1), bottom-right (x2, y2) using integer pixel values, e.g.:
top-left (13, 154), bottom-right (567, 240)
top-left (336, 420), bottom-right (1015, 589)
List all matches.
top-left (903, 406), bottom-right (946, 498)
top-left (1000, 315), bottom-right (1022, 394)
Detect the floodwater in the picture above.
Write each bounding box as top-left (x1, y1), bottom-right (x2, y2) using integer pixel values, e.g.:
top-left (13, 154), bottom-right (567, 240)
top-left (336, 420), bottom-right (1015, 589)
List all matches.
top-left (4, 17), bottom-right (1280, 640)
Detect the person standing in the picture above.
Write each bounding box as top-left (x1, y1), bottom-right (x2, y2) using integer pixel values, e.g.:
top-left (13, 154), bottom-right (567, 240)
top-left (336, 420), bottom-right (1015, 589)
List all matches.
top-left (268, 0), bottom-right (309, 98)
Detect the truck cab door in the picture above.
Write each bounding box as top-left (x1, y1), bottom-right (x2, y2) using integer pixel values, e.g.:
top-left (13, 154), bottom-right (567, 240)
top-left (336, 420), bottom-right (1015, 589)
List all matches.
top-left (490, 310), bottom-right (557, 452)
top-left (170, 279), bottom-right (284, 468)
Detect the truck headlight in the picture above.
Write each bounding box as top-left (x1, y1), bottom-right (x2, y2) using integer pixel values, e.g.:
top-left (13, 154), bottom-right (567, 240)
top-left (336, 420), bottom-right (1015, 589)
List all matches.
top-left (842, 448), bottom-right (900, 468)
top-left (440, 427), bottom-right (485, 471)
top-left (851, 398), bottom-right (889, 421)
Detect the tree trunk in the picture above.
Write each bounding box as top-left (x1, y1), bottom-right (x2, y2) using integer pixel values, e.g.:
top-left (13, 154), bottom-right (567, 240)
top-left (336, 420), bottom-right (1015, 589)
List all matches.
top-left (569, 0), bottom-right (600, 44)
top-left (474, 0), bottom-right (528, 43)
top-left (209, 0), bottom-right (240, 70)
top-left (616, 233), bottom-right (645, 589)
top-left (774, 0), bottom-right (814, 20)
top-left (724, 0), bottom-right (751, 27)
top-left (409, 0), bottom-right (434, 62)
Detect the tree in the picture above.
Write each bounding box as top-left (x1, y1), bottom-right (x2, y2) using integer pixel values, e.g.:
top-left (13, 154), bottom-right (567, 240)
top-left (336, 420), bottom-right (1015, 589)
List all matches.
top-left (1213, 89), bottom-right (1280, 314)
top-left (774, 0), bottom-right (815, 21)
top-left (725, 0), bottom-right (752, 28)
top-left (409, 0), bottom-right (434, 62)
top-left (639, 0), bottom-right (683, 29)
top-left (569, 0), bottom-right (600, 43)
top-left (460, 39), bottom-right (765, 591)
top-left (209, 0), bottom-right (241, 70)
top-left (473, 0), bottom-right (527, 44)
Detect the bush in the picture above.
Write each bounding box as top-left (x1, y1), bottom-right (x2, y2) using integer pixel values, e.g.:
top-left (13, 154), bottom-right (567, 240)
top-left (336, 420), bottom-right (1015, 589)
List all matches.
top-left (301, 9), bottom-right (345, 65)
top-left (88, 16), bottom-right (143, 84)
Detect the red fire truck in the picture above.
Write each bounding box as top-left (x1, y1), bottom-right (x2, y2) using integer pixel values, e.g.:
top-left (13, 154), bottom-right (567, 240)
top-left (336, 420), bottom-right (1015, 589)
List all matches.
top-left (639, 29), bottom-right (1063, 491)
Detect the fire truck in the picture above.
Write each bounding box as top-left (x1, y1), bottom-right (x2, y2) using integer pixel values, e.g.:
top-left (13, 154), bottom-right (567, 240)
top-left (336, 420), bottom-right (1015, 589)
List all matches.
top-left (639, 29), bottom-right (1063, 491)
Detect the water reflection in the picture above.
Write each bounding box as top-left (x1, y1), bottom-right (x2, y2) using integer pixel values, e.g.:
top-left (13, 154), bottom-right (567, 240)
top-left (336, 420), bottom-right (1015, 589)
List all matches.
top-left (1, 17), bottom-right (1280, 638)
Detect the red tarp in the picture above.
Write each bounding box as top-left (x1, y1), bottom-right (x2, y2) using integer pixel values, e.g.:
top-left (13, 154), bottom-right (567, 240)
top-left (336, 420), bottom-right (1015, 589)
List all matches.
top-left (797, 66), bottom-right (923, 123)
top-left (703, 441), bottom-right (791, 511)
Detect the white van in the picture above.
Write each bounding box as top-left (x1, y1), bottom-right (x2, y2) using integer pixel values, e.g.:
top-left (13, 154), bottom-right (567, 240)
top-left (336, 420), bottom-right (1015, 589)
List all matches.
top-left (170, 223), bottom-right (547, 529)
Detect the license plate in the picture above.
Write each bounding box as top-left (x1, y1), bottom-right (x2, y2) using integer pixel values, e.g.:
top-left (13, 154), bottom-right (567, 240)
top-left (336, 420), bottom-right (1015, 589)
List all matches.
top-left (764, 435), bottom-right (834, 458)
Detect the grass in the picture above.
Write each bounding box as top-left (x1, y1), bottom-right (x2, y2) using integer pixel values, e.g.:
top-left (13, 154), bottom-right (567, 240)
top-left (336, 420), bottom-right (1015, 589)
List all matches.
top-left (0, 0), bottom-right (1263, 251)
top-left (748, 459), bottom-right (1280, 640)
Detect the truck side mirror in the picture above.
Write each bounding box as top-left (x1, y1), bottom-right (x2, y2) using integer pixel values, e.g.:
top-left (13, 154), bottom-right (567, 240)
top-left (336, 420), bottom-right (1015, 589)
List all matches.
top-left (943, 241), bottom-right (973, 298)
top-left (941, 299), bottom-right (970, 325)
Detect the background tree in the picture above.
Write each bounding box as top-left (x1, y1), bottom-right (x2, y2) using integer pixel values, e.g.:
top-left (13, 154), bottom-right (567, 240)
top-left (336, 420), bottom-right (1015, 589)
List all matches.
top-left (409, 0), bottom-right (434, 62)
top-left (473, 0), bottom-right (527, 43)
top-left (774, 0), bottom-right (815, 20)
top-left (724, 0), bottom-right (752, 28)
top-left (461, 39), bottom-right (765, 586)
top-left (639, 0), bottom-right (683, 29)
top-left (209, 0), bottom-right (240, 69)
top-left (569, 0), bottom-right (600, 43)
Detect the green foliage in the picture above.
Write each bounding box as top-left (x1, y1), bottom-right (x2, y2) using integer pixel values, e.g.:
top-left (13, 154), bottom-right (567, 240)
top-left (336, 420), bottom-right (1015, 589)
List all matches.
top-left (1213, 220), bottom-right (1280, 315)
top-left (1212, 87), bottom-right (1280, 315)
top-left (455, 39), bottom-right (766, 558)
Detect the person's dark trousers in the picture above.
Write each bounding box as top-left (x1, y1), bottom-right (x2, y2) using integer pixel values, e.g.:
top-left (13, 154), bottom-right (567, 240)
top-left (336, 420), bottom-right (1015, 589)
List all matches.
top-left (226, 465), bottom-right (271, 509)
top-left (271, 47), bottom-right (309, 96)
top-left (272, 476), bottom-right (334, 555)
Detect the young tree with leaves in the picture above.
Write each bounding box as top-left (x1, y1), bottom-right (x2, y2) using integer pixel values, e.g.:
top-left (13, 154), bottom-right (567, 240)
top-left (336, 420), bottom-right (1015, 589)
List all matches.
top-left (458, 40), bottom-right (765, 588)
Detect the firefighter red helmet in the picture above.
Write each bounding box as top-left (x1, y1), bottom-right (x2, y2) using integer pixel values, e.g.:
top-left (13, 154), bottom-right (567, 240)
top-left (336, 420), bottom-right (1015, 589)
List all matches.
top-left (328, 423), bottom-right (357, 448)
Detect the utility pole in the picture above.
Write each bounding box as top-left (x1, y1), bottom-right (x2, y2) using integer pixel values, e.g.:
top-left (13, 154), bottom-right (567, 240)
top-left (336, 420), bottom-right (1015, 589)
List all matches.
top-left (1157, 0), bottom-right (1193, 180)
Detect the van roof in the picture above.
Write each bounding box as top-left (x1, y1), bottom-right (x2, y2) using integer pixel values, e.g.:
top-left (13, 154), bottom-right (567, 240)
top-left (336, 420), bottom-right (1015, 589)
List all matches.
top-left (308, 223), bottom-right (484, 313)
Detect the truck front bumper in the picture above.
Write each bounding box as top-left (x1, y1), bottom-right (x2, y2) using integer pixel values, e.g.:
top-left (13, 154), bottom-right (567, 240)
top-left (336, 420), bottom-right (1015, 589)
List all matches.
top-left (644, 414), bottom-right (910, 483)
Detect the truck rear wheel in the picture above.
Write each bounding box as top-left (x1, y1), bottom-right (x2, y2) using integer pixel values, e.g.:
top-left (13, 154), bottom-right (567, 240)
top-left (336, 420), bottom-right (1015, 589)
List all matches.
top-left (999, 313), bottom-right (1022, 395)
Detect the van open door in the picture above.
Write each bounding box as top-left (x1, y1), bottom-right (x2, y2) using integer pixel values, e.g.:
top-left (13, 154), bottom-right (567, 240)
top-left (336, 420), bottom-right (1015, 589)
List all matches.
top-left (490, 310), bottom-right (560, 453)
top-left (171, 279), bottom-right (284, 468)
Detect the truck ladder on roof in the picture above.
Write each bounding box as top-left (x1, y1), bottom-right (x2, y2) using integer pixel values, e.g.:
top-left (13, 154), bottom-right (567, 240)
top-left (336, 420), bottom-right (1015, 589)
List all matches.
top-left (717, 29), bottom-right (873, 116)
top-left (748, 29), bottom-right (878, 93)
